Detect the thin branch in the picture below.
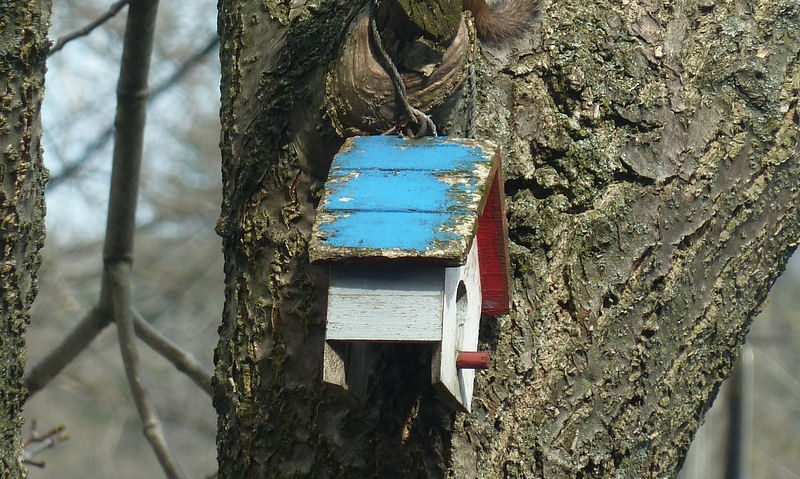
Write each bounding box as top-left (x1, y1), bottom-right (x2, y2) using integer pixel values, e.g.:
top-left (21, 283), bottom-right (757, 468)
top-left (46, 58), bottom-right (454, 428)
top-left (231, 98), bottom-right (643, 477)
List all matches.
top-left (48, 0), bottom-right (131, 57)
top-left (109, 264), bottom-right (187, 479)
top-left (22, 420), bottom-right (69, 468)
top-left (25, 303), bottom-right (214, 400)
top-left (47, 35), bottom-right (219, 189)
top-left (151, 35), bottom-right (219, 99)
top-left (47, 129), bottom-right (114, 188)
top-left (25, 304), bottom-right (109, 399)
top-left (21, 458), bottom-right (45, 469)
top-left (133, 309), bottom-right (213, 396)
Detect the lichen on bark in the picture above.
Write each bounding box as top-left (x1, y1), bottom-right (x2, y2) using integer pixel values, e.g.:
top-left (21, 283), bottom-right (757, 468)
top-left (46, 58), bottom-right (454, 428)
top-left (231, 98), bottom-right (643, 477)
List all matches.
top-left (0, 0), bottom-right (52, 476)
top-left (215, 0), bottom-right (800, 477)
top-left (460, 0), bottom-right (800, 476)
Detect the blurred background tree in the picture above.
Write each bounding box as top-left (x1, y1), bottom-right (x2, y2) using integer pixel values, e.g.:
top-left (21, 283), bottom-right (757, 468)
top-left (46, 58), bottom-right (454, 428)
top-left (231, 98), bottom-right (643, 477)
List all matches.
top-left (680, 253), bottom-right (800, 479)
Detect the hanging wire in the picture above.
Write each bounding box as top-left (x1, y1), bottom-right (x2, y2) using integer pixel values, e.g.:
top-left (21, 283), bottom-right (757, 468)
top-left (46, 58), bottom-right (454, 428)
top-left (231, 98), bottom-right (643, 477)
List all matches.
top-left (369, 0), bottom-right (438, 138)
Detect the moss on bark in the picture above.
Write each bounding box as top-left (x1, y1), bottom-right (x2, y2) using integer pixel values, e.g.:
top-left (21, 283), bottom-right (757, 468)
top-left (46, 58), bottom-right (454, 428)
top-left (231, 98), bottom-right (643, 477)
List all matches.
top-left (215, 0), bottom-right (800, 477)
top-left (0, 0), bottom-right (51, 476)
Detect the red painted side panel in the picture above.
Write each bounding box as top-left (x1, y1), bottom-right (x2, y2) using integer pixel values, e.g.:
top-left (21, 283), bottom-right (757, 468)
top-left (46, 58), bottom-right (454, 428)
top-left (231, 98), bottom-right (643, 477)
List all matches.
top-left (477, 163), bottom-right (512, 315)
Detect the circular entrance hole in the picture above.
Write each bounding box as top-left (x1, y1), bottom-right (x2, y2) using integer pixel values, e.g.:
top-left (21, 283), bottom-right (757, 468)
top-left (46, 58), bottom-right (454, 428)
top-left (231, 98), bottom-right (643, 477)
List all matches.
top-left (455, 281), bottom-right (468, 346)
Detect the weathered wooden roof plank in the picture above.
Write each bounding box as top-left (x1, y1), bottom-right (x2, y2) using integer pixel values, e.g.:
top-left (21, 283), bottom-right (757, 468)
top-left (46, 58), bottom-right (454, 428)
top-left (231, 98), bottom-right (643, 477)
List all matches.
top-left (310, 136), bottom-right (499, 264)
top-left (331, 136), bottom-right (493, 172)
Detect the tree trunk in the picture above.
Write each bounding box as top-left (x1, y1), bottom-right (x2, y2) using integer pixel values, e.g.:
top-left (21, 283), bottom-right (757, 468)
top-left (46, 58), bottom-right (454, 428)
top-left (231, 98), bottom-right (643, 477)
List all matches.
top-left (0, 0), bottom-right (51, 476)
top-left (214, 1), bottom-right (800, 477)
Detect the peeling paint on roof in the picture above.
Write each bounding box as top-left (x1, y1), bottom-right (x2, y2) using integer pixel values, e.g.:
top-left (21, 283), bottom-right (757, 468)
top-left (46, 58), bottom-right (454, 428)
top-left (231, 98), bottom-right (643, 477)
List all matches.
top-left (310, 136), bottom-right (499, 265)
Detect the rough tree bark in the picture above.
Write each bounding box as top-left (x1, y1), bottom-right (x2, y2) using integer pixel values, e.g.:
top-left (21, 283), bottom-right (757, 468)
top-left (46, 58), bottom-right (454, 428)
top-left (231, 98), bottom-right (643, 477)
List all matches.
top-left (0, 0), bottom-right (51, 476)
top-left (215, 0), bottom-right (800, 477)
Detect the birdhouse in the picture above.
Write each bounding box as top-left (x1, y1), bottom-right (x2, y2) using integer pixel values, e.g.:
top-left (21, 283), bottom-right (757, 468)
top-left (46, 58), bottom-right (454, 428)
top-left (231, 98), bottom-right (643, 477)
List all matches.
top-left (310, 136), bottom-right (511, 411)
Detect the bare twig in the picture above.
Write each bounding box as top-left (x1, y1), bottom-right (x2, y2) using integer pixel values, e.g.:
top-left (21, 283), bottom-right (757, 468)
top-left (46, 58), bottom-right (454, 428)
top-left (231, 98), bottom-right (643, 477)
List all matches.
top-left (109, 264), bottom-right (187, 479)
top-left (46, 129), bottom-right (114, 188)
top-left (48, 0), bottom-right (131, 56)
top-left (47, 35), bottom-right (219, 189)
top-left (23, 420), bottom-right (70, 468)
top-left (151, 35), bottom-right (219, 99)
top-left (134, 309), bottom-right (213, 396)
top-left (22, 458), bottom-right (45, 469)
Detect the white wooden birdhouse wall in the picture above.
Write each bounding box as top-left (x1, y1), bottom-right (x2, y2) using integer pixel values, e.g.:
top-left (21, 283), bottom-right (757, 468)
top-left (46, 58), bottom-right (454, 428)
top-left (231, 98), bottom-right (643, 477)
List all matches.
top-left (310, 136), bottom-right (512, 411)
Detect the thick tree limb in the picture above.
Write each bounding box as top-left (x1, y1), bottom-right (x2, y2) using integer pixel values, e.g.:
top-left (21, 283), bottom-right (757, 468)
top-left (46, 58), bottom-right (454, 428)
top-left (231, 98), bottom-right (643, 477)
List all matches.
top-left (28, 0), bottom-right (210, 473)
top-left (28, 28), bottom-right (220, 403)
top-left (103, 0), bottom-right (186, 475)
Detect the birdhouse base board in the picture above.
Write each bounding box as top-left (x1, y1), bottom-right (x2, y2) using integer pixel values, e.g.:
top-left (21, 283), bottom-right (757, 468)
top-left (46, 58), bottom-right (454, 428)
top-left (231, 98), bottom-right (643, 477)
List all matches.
top-left (323, 341), bottom-right (379, 399)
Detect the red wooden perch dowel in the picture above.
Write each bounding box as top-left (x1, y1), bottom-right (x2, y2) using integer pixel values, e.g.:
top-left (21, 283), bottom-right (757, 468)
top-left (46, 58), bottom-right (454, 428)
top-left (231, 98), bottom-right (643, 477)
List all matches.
top-left (456, 351), bottom-right (490, 370)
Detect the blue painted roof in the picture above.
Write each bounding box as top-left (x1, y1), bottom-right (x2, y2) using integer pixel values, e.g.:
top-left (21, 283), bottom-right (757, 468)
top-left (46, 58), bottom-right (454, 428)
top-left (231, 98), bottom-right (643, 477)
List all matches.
top-left (310, 136), bottom-right (498, 264)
